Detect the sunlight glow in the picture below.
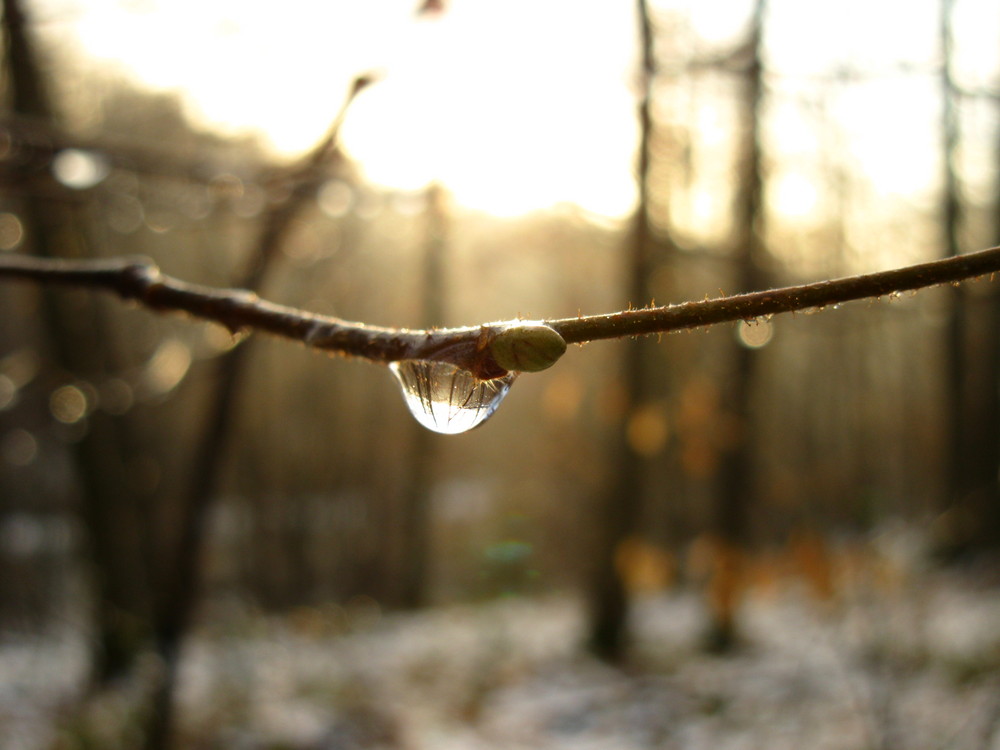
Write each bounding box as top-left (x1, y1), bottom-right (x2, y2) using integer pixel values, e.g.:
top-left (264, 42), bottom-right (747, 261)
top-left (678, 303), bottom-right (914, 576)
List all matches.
top-left (49, 0), bottom-right (639, 219)
top-left (772, 172), bottom-right (819, 220)
top-left (34, 0), bottom-right (1000, 227)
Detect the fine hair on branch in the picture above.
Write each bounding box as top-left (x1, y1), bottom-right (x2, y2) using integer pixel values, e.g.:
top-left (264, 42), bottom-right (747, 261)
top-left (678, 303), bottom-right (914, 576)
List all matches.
top-left (0, 245), bottom-right (998, 378)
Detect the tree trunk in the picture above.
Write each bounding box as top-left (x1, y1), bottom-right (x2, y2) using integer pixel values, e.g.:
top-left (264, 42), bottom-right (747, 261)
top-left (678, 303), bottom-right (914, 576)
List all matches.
top-left (393, 183), bottom-right (449, 609)
top-left (585, 0), bottom-right (675, 662)
top-left (703, 0), bottom-right (766, 653)
top-left (937, 0), bottom-right (1000, 554)
top-left (1, 0), bottom-right (152, 683)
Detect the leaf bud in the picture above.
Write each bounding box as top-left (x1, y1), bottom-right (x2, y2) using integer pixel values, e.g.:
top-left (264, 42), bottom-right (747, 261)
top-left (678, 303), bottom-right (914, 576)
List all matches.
top-left (490, 322), bottom-right (567, 373)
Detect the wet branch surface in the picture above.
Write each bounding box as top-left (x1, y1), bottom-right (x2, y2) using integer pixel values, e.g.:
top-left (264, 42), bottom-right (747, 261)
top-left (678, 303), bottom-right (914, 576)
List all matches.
top-left (550, 247), bottom-right (1000, 343)
top-left (1, 245), bottom-right (999, 377)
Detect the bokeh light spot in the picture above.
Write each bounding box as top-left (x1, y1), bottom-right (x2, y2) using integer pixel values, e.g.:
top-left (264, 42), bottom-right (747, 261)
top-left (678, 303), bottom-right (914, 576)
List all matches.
top-left (51, 149), bottom-right (110, 189)
top-left (0, 374), bottom-right (18, 411)
top-left (50, 385), bottom-right (89, 424)
top-left (626, 403), bottom-right (670, 457)
top-left (1, 429), bottom-right (37, 467)
top-left (317, 180), bottom-right (354, 218)
top-left (140, 339), bottom-right (192, 397)
top-left (0, 213), bottom-right (24, 251)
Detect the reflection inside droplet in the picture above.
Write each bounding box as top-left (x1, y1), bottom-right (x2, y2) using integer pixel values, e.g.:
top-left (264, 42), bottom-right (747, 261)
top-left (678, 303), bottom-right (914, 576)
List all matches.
top-left (390, 360), bottom-right (516, 435)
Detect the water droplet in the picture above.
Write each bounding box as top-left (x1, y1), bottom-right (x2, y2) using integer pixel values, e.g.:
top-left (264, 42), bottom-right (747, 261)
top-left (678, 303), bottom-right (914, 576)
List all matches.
top-left (736, 318), bottom-right (773, 349)
top-left (390, 360), bottom-right (516, 435)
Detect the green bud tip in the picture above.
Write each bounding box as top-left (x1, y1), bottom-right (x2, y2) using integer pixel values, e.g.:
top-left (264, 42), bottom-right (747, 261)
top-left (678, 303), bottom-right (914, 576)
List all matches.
top-left (490, 322), bottom-right (567, 373)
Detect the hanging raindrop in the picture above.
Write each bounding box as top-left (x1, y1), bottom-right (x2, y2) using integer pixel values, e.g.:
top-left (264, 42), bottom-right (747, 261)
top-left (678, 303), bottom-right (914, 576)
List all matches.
top-left (390, 360), bottom-right (517, 435)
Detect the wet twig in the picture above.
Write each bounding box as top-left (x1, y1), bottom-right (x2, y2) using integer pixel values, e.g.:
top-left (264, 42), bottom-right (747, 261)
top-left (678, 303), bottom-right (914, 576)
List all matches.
top-left (1, 245), bottom-right (999, 378)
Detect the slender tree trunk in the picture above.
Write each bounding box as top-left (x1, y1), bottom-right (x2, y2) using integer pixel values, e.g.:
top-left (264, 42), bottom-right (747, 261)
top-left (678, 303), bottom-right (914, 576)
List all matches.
top-left (144, 118), bottom-right (346, 750)
top-left (944, 0), bottom-right (1000, 549)
top-left (585, 0), bottom-right (673, 661)
top-left (940, 0), bottom-right (967, 547)
top-left (980, 79), bottom-right (1000, 545)
top-left (937, 0), bottom-right (1000, 553)
top-left (1, 0), bottom-right (151, 683)
top-left (703, 0), bottom-right (766, 653)
top-left (393, 183), bottom-right (449, 609)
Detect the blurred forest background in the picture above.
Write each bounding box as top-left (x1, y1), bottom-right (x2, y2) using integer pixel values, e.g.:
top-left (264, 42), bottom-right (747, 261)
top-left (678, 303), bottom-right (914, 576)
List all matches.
top-left (2, 0), bottom-right (1000, 748)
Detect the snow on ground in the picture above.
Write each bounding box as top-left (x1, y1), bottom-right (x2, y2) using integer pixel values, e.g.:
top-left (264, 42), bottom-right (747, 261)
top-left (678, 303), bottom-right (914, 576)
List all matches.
top-left (2, 572), bottom-right (1000, 749)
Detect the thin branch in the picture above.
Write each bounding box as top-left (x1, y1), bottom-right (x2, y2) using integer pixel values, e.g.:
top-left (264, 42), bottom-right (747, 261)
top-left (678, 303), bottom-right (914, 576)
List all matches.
top-left (551, 248), bottom-right (1000, 343)
top-left (1, 245), bottom-right (999, 378)
top-left (0, 112), bottom-right (267, 186)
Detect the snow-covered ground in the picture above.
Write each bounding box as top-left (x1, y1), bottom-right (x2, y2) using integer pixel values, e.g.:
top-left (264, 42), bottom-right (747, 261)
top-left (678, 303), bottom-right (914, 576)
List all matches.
top-left (2, 573), bottom-right (1000, 749)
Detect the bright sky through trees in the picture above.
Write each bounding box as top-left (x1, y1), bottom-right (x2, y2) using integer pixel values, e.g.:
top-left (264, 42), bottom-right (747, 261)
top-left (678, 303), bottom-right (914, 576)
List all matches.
top-left (31, 0), bottom-right (1000, 220)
